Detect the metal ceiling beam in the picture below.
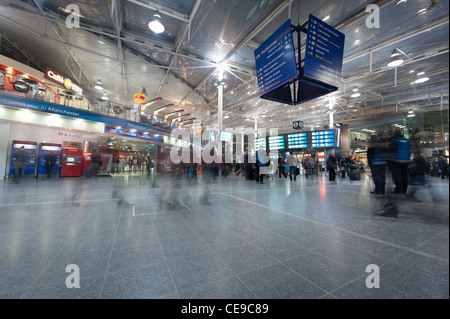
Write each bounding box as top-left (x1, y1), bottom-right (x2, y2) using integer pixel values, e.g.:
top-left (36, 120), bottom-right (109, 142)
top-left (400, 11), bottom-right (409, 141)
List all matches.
top-left (343, 16), bottom-right (449, 65)
top-left (0, 0), bottom-right (256, 77)
top-left (175, 0), bottom-right (291, 108)
top-left (126, 0), bottom-right (190, 23)
top-left (342, 45), bottom-right (449, 85)
top-left (0, 31), bottom-right (44, 71)
top-left (30, 0), bottom-right (91, 86)
top-left (156, 0), bottom-right (203, 99)
top-left (110, 0), bottom-right (127, 97)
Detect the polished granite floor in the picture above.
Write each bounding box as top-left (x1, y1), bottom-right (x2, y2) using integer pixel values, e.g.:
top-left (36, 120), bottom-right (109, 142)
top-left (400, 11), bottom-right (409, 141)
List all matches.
top-left (0, 172), bottom-right (448, 299)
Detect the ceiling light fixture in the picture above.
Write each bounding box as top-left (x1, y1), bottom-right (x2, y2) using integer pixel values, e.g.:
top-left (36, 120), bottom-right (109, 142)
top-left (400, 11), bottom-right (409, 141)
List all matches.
top-left (153, 104), bottom-right (174, 113)
top-left (387, 49), bottom-right (405, 68)
top-left (323, 15), bottom-right (330, 21)
top-left (351, 88), bottom-right (361, 98)
top-left (414, 71), bottom-right (429, 84)
top-left (418, 8), bottom-right (427, 14)
top-left (94, 80), bottom-right (103, 90)
top-left (148, 13), bottom-right (165, 34)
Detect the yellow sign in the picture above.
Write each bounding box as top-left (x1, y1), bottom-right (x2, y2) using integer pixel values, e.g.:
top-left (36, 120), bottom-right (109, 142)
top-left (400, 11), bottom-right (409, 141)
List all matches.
top-left (134, 93), bottom-right (146, 104)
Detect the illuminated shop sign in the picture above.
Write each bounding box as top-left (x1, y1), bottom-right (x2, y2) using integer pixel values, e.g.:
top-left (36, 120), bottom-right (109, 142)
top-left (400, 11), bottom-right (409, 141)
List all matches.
top-left (44, 66), bottom-right (83, 95)
top-left (105, 126), bottom-right (164, 143)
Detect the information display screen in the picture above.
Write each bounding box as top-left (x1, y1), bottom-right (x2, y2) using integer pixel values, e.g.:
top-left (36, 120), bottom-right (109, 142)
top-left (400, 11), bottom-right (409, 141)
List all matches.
top-left (220, 131), bottom-right (232, 142)
top-left (254, 138), bottom-right (266, 149)
top-left (288, 133), bottom-right (308, 149)
top-left (268, 136), bottom-right (285, 150)
top-left (255, 19), bottom-right (298, 95)
top-left (303, 15), bottom-right (345, 88)
top-left (311, 130), bottom-right (335, 148)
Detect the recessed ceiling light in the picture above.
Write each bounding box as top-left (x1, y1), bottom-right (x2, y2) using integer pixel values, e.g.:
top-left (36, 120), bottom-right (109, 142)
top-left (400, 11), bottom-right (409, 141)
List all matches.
top-left (323, 15), bottom-right (330, 21)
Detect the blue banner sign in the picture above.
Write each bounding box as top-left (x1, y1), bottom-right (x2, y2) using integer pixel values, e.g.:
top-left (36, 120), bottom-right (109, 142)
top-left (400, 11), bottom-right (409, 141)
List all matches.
top-left (293, 121), bottom-right (304, 130)
top-left (303, 15), bottom-right (345, 88)
top-left (255, 19), bottom-right (298, 96)
top-left (0, 94), bottom-right (170, 136)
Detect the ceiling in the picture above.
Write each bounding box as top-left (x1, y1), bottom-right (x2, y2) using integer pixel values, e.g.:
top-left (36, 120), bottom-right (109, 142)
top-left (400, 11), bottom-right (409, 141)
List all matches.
top-left (0, 0), bottom-right (448, 134)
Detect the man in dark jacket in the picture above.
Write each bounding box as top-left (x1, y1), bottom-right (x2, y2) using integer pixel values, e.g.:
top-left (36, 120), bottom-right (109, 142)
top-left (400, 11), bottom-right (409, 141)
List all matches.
top-left (278, 153), bottom-right (287, 178)
top-left (438, 156), bottom-right (448, 179)
top-left (44, 150), bottom-right (58, 178)
top-left (14, 146), bottom-right (27, 180)
top-left (387, 129), bottom-right (411, 194)
top-left (368, 135), bottom-right (387, 194)
top-left (326, 154), bottom-right (337, 182)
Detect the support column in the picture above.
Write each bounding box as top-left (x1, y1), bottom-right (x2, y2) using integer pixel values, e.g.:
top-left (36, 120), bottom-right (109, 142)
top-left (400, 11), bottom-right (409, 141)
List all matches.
top-left (218, 68), bottom-right (224, 132)
top-left (329, 99), bottom-right (334, 128)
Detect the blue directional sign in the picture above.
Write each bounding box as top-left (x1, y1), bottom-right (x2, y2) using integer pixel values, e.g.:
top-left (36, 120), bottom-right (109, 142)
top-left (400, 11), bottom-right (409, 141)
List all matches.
top-left (255, 19), bottom-right (298, 96)
top-left (293, 121), bottom-right (304, 130)
top-left (303, 15), bottom-right (345, 88)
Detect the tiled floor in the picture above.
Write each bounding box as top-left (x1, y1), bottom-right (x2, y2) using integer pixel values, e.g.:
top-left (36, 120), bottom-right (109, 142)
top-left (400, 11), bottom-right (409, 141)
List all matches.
top-left (0, 172), bottom-right (448, 299)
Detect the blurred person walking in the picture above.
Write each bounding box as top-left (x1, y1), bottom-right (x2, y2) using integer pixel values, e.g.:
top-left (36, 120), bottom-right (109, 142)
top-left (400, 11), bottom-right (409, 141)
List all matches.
top-left (387, 129), bottom-right (411, 194)
top-left (406, 152), bottom-right (442, 202)
top-left (286, 153), bottom-right (298, 181)
top-left (91, 151), bottom-right (101, 177)
top-left (13, 146), bottom-right (27, 182)
top-left (255, 146), bottom-right (267, 184)
top-left (278, 153), bottom-right (287, 179)
top-left (438, 155), bottom-right (448, 179)
top-left (368, 135), bottom-right (387, 194)
top-left (326, 153), bottom-right (337, 182)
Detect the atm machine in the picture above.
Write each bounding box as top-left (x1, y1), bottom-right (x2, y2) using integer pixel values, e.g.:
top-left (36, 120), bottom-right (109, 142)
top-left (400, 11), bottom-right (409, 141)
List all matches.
top-left (9, 140), bottom-right (38, 177)
top-left (60, 147), bottom-right (83, 177)
top-left (36, 143), bottom-right (62, 178)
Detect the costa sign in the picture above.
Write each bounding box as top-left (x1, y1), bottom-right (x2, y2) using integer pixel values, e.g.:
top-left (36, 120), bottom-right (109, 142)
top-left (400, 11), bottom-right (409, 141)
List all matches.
top-left (44, 66), bottom-right (83, 95)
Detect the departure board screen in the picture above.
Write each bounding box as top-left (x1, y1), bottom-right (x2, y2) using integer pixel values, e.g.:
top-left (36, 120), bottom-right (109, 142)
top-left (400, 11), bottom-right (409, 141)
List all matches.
top-left (254, 138), bottom-right (266, 149)
top-left (268, 136), bottom-right (285, 150)
top-left (287, 132), bottom-right (308, 149)
top-left (311, 130), bottom-right (335, 148)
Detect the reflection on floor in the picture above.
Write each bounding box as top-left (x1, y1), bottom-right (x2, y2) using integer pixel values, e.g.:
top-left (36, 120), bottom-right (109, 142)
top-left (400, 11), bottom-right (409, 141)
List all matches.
top-left (0, 173), bottom-right (448, 299)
